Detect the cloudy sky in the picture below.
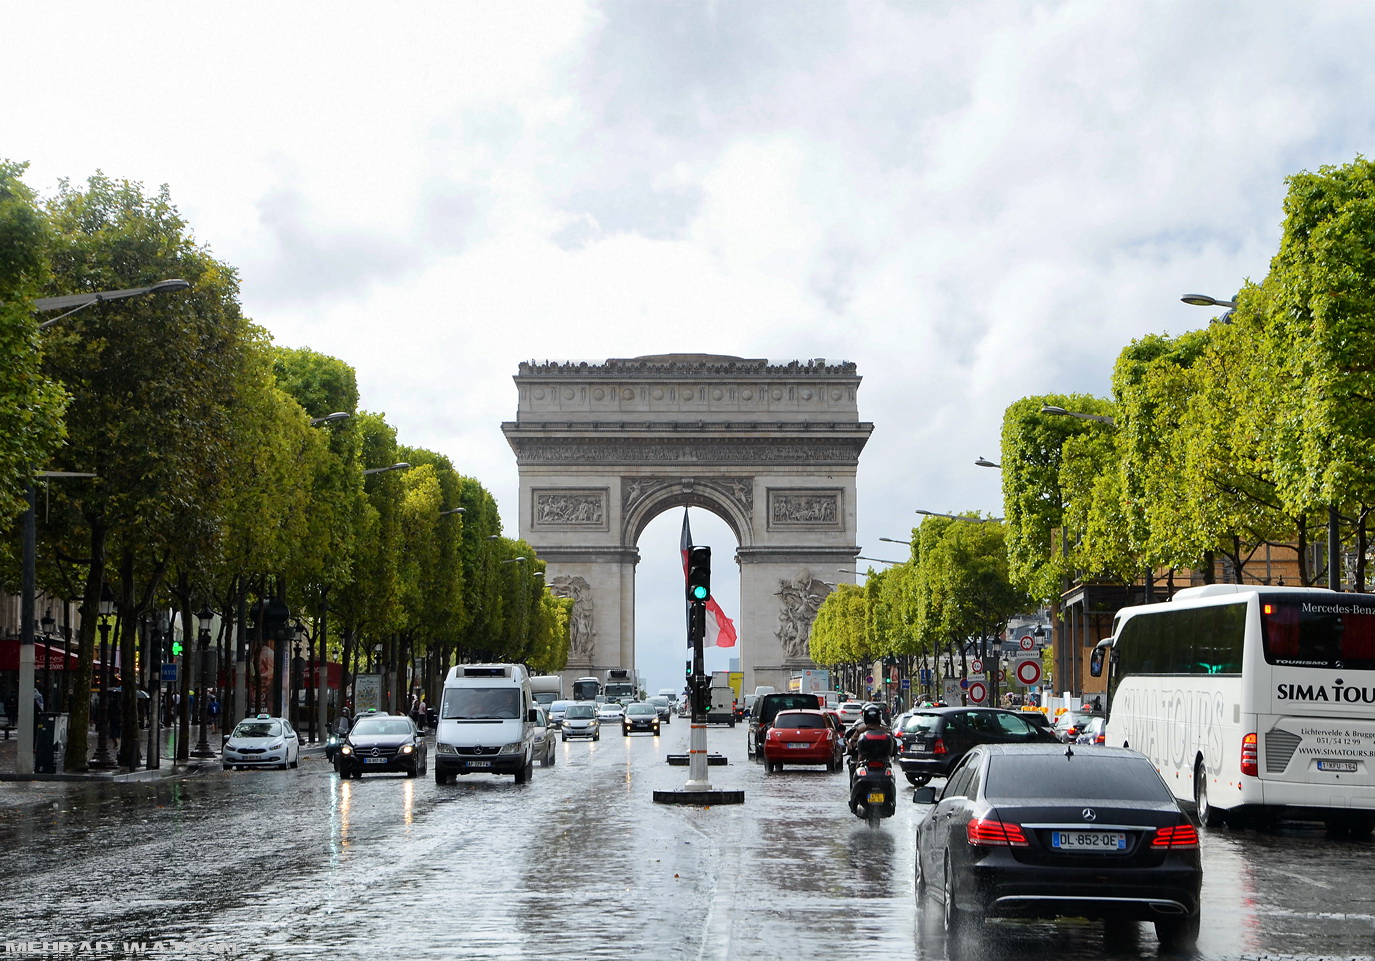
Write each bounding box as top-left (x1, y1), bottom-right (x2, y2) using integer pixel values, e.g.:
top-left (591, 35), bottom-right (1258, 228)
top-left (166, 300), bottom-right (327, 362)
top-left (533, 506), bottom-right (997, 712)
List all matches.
top-left (6, 1), bottom-right (1374, 694)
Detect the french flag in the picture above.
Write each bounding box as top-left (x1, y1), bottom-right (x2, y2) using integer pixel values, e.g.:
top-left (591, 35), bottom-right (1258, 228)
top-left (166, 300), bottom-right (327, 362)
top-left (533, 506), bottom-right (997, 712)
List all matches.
top-left (680, 510), bottom-right (738, 648)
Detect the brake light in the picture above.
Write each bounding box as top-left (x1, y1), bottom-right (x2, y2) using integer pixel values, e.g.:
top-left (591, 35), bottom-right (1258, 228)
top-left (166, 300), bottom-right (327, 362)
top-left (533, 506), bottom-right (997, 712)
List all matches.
top-left (1151, 824), bottom-right (1200, 849)
top-left (1240, 732), bottom-right (1258, 777)
top-left (966, 817), bottom-right (1029, 847)
top-left (932, 737), bottom-right (947, 755)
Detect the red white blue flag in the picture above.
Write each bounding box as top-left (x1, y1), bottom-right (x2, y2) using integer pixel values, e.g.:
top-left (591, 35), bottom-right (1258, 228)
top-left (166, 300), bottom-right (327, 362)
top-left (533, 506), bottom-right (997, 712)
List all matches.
top-left (680, 510), bottom-right (737, 648)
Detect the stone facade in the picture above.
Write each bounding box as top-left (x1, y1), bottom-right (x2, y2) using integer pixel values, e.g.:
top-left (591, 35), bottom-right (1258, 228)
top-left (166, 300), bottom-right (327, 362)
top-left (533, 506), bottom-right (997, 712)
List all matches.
top-left (503, 354), bottom-right (872, 694)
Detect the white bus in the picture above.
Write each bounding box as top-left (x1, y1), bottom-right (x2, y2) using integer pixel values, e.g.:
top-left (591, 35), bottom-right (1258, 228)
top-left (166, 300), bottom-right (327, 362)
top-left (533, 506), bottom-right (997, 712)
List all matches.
top-left (1090, 584), bottom-right (1375, 834)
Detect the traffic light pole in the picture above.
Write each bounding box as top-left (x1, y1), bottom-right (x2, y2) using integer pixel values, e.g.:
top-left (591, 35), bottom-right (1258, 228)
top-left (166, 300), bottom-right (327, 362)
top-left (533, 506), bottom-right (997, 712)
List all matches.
top-left (685, 600), bottom-right (711, 791)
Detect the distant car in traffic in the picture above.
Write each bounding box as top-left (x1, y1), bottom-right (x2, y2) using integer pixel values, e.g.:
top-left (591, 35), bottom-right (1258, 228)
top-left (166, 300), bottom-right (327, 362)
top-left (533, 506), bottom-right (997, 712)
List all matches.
top-left (897, 706), bottom-right (1057, 786)
top-left (762, 709), bottom-right (844, 773)
top-left (222, 715), bottom-right (300, 771)
top-left (1052, 709), bottom-right (1100, 743)
top-left (547, 700), bottom-right (572, 729)
top-left (596, 701), bottom-right (626, 725)
top-left (647, 696), bottom-right (673, 723)
top-left (337, 714), bottom-right (428, 779)
top-left (561, 703), bottom-right (600, 741)
top-left (622, 701), bottom-right (661, 736)
top-left (1074, 716), bottom-right (1107, 746)
top-left (747, 692), bottom-right (826, 758)
top-left (914, 744), bottom-right (1202, 949)
top-left (532, 707), bottom-right (556, 765)
top-left (835, 701), bottom-right (866, 727)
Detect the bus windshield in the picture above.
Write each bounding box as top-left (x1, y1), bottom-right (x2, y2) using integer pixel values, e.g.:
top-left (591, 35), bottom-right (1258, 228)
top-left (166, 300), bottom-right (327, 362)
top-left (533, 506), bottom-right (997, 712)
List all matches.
top-left (1261, 594), bottom-right (1375, 670)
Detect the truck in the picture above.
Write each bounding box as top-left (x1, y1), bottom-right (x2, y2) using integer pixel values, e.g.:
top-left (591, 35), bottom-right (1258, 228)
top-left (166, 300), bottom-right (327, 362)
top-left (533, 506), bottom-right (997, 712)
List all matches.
top-left (707, 670), bottom-right (736, 726)
top-left (603, 668), bottom-right (639, 703)
top-left (572, 676), bottom-right (601, 702)
top-left (529, 675), bottom-right (563, 710)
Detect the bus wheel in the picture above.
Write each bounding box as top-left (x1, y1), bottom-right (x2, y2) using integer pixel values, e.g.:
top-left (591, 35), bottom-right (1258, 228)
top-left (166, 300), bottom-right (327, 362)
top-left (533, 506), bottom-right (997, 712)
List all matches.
top-left (1194, 762), bottom-right (1226, 828)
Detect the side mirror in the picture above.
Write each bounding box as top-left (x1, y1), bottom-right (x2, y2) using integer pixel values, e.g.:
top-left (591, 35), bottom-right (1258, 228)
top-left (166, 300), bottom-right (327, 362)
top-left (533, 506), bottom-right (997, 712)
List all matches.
top-left (913, 786), bottom-right (938, 805)
top-left (1089, 638), bottom-right (1111, 678)
top-left (527, 708), bottom-right (538, 723)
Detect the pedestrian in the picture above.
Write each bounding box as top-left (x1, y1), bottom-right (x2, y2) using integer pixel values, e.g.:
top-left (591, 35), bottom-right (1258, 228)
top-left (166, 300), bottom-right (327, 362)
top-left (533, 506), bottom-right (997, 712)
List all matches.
top-left (108, 693), bottom-right (122, 749)
top-left (33, 687), bottom-right (44, 713)
top-left (208, 692), bottom-right (220, 731)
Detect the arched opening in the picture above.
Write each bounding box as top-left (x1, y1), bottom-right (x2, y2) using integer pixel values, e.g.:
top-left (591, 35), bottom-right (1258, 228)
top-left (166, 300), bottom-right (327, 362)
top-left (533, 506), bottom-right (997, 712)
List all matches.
top-left (633, 506), bottom-right (741, 699)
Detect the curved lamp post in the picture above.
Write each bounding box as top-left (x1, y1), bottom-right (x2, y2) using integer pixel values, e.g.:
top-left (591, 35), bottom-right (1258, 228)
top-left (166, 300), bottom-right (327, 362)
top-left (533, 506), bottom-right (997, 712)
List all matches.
top-left (90, 585), bottom-right (117, 769)
top-left (191, 606), bottom-right (216, 758)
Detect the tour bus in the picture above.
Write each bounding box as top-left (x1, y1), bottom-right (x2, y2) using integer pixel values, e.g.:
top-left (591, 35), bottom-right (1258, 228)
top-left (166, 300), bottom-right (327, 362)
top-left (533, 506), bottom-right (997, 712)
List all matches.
top-left (1090, 584), bottom-right (1375, 834)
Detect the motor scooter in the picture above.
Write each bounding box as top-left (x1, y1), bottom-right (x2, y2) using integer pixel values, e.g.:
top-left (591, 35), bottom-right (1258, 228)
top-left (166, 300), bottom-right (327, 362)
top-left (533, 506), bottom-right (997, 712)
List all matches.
top-left (848, 729), bottom-right (898, 823)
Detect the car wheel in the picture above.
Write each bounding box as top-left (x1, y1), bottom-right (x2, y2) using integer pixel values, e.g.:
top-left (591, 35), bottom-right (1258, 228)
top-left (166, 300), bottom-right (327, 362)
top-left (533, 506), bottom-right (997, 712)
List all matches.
top-left (547, 744), bottom-right (556, 767)
top-left (1154, 913), bottom-right (1200, 950)
top-left (594, 733), bottom-right (600, 741)
top-left (222, 763), bottom-right (231, 771)
top-left (1194, 761), bottom-right (1226, 828)
top-left (907, 773), bottom-right (930, 787)
top-left (943, 853), bottom-right (973, 935)
top-left (434, 769), bottom-right (451, 785)
top-left (289, 758), bottom-right (298, 769)
top-left (915, 846), bottom-right (927, 894)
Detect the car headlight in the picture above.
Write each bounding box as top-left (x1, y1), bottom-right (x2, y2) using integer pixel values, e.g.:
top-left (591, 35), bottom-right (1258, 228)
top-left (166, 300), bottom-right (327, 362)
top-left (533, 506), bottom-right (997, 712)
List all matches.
top-left (436, 742), bottom-right (457, 754)
top-left (399, 743), bottom-right (414, 754)
top-left (266, 740), bottom-right (284, 751)
top-left (340, 745), bottom-right (354, 756)
top-left (499, 742), bottom-right (523, 755)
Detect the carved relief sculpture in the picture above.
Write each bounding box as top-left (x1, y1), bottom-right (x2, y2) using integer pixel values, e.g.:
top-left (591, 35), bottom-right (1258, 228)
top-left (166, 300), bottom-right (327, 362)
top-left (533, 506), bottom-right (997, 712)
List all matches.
top-left (776, 570), bottom-right (831, 659)
top-left (533, 490), bottom-right (607, 527)
top-left (548, 575), bottom-right (596, 658)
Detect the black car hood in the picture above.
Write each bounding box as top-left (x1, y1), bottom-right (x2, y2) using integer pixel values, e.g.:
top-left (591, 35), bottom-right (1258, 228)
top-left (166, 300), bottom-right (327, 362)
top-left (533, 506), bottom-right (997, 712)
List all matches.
top-left (347, 734), bottom-right (414, 749)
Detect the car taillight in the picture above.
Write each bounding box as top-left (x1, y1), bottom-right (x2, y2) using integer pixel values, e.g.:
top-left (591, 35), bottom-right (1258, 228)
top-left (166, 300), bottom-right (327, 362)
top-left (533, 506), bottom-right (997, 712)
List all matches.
top-left (1152, 824), bottom-right (1200, 849)
top-left (1240, 732), bottom-right (1258, 777)
top-left (932, 737), bottom-right (947, 755)
top-left (966, 817), bottom-right (1029, 847)
top-left (1093, 731), bottom-right (1105, 745)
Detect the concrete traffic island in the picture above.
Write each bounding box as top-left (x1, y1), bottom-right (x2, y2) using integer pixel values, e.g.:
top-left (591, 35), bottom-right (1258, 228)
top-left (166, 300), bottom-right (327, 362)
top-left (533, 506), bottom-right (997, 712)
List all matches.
top-left (653, 789), bottom-right (745, 806)
top-left (665, 752), bottom-right (728, 766)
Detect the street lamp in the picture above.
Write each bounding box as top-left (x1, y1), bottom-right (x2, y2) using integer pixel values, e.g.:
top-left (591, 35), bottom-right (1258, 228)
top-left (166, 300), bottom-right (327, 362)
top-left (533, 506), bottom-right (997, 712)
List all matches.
top-left (440, 507), bottom-right (465, 516)
top-left (855, 556), bottom-right (902, 565)
top-left (915, 509), bottom-right (1000, 523)
top-left (91, 584), bottom-right (117, 769)
top-left (975, 457), bottom-right (1000, 469)
top-left (32, 278), bottom-right (191, 329)
top-left (1040, 404), bottom-right (1116, 426)
top-left (879, 537), bottom-right (912, 546)
top-left (191, 606), bottom-right (216, 758)
top-left (309, 412), bottom-right (350, 426)
top-left (362, 462), bottom-right (411, 476)
top-left (500, 556), bottom-right (527, 564)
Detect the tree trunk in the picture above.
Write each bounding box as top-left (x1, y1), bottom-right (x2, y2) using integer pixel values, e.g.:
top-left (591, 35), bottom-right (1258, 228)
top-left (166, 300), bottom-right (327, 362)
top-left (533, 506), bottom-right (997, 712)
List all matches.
top-left (64, 518), bottom-right (108, 772)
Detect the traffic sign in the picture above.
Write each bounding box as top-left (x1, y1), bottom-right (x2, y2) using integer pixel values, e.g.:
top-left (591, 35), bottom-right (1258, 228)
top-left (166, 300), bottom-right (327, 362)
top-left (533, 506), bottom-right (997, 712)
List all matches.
top-left (1015, 659), bottom-right (1042, 686)
top-left (967, 680), bottom-right (987, 704)
top-left (1019, 635), bottom-right (1035, 651)
top-left (160, 663), bottom-right (178, 683)
top-left (900, 678), bottom-right (910, 690)
top-left (970, 658), bottom-right (984, 675)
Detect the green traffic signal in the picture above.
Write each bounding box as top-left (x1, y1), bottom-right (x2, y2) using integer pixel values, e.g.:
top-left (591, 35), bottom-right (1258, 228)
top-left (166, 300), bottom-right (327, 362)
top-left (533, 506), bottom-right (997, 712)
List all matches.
top-left (687, 546), bottom-right (711, 603)
top-left (691, 584), bottom-right (708, 601)
top-left (172, 640), bottom-right (183, 656)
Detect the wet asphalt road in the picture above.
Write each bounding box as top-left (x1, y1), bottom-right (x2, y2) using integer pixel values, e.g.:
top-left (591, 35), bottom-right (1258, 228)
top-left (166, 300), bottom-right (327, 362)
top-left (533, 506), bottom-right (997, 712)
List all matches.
top-left (0, 720), bottom-right (1372, 961)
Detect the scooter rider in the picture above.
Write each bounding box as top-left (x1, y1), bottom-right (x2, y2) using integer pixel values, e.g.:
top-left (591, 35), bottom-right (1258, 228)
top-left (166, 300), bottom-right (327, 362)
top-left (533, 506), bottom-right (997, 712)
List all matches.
top-left (846, 705), bottom-right (891, 754)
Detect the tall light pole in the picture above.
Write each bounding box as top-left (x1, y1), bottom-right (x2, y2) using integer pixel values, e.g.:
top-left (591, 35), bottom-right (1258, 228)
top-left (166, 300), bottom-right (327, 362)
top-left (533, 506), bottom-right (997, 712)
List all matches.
top-left (191, 606), bottom-right (216, 758)
top-left (91, 585), bottom-right (117, 769)
top-left (14, 279), bottom-right (190, 776)
top-left (915, 509), bottom-right (1000, 523)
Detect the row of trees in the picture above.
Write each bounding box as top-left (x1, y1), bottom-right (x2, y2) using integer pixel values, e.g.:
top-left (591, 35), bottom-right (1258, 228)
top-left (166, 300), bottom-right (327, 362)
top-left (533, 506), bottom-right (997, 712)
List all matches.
top-left (811, 156), bottom-right (1375, 692)
top-left (0, 162), bottom-right (569, 770)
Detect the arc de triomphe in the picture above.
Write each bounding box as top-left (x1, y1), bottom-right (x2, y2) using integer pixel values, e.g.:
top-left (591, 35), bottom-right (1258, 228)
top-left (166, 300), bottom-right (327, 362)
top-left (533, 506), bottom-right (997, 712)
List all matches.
top-left (502, 354), bottom-right (873, 694)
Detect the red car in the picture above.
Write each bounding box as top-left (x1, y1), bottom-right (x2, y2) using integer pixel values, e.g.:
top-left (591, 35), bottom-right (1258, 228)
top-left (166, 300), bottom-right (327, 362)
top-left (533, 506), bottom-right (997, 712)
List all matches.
top-left (762, 709), bottom-right (845, 773)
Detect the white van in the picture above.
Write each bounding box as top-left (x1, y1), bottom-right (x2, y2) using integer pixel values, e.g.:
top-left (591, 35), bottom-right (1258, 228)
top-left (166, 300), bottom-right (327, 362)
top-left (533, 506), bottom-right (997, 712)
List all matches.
top-left (434, 664), bottom-right (537, 784)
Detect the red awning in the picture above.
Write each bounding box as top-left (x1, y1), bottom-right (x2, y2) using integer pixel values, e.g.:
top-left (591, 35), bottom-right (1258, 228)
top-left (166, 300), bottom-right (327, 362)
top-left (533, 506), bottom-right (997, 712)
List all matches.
top-left (0, 638), bottom-right (86, 672)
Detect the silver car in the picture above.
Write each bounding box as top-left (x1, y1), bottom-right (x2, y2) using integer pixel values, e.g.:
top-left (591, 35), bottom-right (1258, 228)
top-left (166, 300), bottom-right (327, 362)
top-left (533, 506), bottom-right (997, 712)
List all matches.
top-left (561, 702), bottom-right (601, 741)
top-left (532, 707), bottom-right (557, 765)
top-left (547, 699), bottom-right (572, 730)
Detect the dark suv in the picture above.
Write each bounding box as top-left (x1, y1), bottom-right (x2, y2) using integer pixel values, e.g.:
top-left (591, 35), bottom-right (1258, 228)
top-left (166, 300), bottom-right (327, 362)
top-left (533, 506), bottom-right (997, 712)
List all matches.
top-left (747, 692), bottom-right (823, 759)
top-left (896, 706), bottom-right (1057, 785)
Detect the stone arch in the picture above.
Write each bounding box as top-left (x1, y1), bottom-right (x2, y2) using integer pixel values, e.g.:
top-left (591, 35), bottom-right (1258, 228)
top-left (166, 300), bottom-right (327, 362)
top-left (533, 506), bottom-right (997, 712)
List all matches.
top-left (503, 354), bottom-right (872, 694)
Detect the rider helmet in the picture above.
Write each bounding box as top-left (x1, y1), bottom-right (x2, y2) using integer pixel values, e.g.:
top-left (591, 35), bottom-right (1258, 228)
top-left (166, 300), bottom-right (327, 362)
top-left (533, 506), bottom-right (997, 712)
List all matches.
top-left (862, 705), bottom-right (883, 726)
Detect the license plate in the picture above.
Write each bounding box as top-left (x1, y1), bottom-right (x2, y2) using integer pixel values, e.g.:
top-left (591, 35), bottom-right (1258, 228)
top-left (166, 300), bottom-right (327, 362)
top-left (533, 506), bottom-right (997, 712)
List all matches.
top-left (364, 757), bottom-right (387, 764)
top-left (867, 792), bottom-right (886, 804)
top-left (1318, 759), bottom-right (1358, 772)
top-left (1051, 831), bottom-right (1127, 851)
top-left (788, 742), bottom-right (810, 749)
top-left (465, 760), bottom-right (491, 768)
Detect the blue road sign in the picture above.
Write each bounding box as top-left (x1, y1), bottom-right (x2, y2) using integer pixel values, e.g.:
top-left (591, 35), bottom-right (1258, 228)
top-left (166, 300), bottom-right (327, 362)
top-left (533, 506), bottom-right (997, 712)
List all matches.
top-left (900, 678), bottom-right (910, 690)
top-left (161, 663), bottom-right (178, 683)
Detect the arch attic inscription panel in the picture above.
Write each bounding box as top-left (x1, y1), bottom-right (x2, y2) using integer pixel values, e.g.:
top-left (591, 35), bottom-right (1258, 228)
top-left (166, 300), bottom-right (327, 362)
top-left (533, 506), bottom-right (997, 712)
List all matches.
top-left (503, 354), bottom-right (872, 694)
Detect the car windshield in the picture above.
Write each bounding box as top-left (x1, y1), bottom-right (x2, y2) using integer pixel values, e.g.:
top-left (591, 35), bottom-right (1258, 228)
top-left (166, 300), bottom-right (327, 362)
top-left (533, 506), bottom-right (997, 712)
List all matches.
top-left (627, 704), bottom-right (656, 715)
top-left (440, 687), bottom-right (520, 720)
top-left (550, 701), bottom-right (571, 712)
top-left (774, 712), bottom-right (824, 729)
top-left (352, 719), bottom-right (412, 736)
top-left (565, 705), bottom-right (595, 719)
top-left (233, 721), bottom-right (280, 738)
top-left (984, 754), bottom-right (1174, 802)
top-left (649, 697), bottom-right (669, 706)
top-left (903, 714), bottom-right (941, 734)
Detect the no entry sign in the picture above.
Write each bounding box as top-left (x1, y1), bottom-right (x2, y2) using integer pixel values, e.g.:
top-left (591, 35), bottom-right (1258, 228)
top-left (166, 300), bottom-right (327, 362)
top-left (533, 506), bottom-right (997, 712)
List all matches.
top-left (1015, 659), bottom-right (1042, 686)
top-left (967, 680), bottom-right (987, 704)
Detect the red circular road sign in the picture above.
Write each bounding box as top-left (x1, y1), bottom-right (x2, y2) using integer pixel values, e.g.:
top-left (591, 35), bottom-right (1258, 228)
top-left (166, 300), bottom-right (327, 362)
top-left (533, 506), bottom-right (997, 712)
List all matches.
top-left (1015, 659), bottom-right (1042, 686)
top-left (970, 658), bottom-right (984, 675)
top-left (1020, 635), bottom-right (1035, 651)
top-left (967, 680), bottom-right (987, 704)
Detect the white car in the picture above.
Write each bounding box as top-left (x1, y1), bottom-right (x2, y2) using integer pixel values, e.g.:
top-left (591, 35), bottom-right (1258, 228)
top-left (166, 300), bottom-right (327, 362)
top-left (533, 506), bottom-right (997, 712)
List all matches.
top-left (835, 701), bottom-right (866, 726)
top-left (222, 714), bottom-right (300, 770)
top-left (596, 701), bottom-right (626, 724)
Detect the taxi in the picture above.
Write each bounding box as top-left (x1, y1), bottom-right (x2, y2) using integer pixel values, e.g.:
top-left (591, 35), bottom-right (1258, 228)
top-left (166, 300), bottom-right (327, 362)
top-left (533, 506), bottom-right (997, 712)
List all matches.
top-left (222, 714), bottom-right (300, 770)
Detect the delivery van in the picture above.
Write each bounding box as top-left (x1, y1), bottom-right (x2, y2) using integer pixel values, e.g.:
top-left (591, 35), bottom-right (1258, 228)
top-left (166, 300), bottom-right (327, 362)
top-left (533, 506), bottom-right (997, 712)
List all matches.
top-left (434, 663), bottom-right (537, 784)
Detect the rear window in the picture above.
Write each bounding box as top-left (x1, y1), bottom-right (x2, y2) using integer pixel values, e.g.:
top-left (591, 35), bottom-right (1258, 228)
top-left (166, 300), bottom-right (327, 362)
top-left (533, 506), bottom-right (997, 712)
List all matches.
top-left (762, 694), bottom-right (823, 719)
top-left (902, 714), bottom-right (942, 735)
top-left (984, 754), bottom-right (1173, 802)
top-left (1261, 594), bottom-right (1375, 670)
top-left (773, 711), bottom-right (824, 729)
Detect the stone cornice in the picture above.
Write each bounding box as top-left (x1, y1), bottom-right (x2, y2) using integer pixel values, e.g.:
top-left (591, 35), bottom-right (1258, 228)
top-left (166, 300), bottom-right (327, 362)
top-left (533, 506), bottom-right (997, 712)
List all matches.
top-left (517, 355), bottom-right (858, 379)
top-left (505, 433), bottom-right (870, 466)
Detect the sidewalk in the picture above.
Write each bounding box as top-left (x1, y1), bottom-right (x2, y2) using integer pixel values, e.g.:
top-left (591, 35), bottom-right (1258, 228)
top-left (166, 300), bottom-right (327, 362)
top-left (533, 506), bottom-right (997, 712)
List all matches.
top-left (0, 723), bottom-right (327, 784)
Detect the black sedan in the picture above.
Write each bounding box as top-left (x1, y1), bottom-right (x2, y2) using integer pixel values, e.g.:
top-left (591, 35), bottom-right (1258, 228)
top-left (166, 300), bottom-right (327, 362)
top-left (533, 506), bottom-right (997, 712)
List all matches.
top-left (914, 744), bottom-right (1201, 950)
top-left (336, 714), bottom-right (428, 779)
top-left (897, 706), bottom-right (1058, 786)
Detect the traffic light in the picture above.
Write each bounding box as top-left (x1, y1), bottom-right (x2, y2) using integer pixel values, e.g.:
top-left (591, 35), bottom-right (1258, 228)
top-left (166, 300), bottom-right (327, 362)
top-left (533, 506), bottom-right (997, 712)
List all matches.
top-left (687, 546), bottom-right (711, 602)
top-left (686, 659), bottom-right (692, 679)
top-left (172, 637), bottom-right (184, 657)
